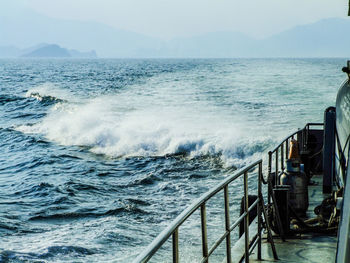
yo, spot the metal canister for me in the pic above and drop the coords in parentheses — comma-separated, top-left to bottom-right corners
(280, 168, 309, 216)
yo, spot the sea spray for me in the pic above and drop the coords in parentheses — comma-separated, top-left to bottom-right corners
(18, 92, 271, 166)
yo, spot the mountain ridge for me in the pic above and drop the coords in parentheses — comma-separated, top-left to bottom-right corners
(0, 43, 97, 58)
(0, 7, 349, 58)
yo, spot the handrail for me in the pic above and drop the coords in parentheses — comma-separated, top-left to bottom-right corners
(269, 123, 323, 155)
(133, 123, 326, 263)
(267, 122, 324, 192)
(133, 160, 263, 263)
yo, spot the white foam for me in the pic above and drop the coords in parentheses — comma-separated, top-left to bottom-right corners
(25, 83, 74, 102)
(18, 90, 273, 167)
(17, 77, 277, 167)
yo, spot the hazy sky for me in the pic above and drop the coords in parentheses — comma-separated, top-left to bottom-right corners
(5, 0, 350, 39)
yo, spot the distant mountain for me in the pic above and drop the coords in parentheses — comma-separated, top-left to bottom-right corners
(0, 7, 161, 58)
(21, 44, 71, 57)
(163, 18, 350, 58)
(21, 43, 51, 55)
(0, 4, 349, 58)
(160, 31, 255, 58)
(259, 18, 350, 57)
(0, 43, 97, 58)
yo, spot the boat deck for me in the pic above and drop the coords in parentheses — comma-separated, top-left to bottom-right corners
(253, 174, 337, 262)
(230, 174, 337, 263)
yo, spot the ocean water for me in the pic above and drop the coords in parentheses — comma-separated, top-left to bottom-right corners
(0, 58, 345, 262)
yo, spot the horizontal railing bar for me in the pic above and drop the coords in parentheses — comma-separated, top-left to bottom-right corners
(238, 234, 259, 263)
(133, 159, 262, 263)
(229, 198, 259, 233)
(249, 234, 259, 254)
(270, 131, 298, 154)
(230, 212, 246, 232)
(207, 231, 230, 259)
(247, 199, 259, 214)
(200, 256, 209, 263)
(270, 123, 323, 154)
(205, 215, 262, 263)
(306, 122, 324, 126)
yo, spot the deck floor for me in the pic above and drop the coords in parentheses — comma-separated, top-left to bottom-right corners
(250, 174, 337, 262)
(251, 234, 337, 262)
(250, 175, 337, 263)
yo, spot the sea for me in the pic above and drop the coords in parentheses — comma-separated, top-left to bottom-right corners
(0, 58, 346, 262)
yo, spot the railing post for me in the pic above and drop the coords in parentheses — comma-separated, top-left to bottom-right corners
(306, 124, 309, 150)
(201, 203, 209, 263)
(302, 127, 306, 151)
(268, 151, 272, 204)
(244, 171, 249, 263)
(224, 186, 232, 263)
(281, 143, 284, 171)
(257, 162, 262, 260)
(172, 228, 179, 263)
(275, 148, 279, 186)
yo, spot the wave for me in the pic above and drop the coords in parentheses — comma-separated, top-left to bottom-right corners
(130, 172, 160, 186)
(40, 246, 95, 258)
(0, 246, 95, 261)
(26, 91, 65, 104)
(0, 95, 24, 105)
(29, 206, 148, 221)
(25, 83, 72, 104)
(17, 92, 273, 166)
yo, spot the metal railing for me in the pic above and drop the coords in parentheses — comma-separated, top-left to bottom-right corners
(267, 123, 324, 189)
(134, 123, 325, 263)
(133, 160, 268, 263)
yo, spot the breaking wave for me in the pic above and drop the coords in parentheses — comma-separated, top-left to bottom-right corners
(17, 92, 272, 166)
(25, 83, 73, 104)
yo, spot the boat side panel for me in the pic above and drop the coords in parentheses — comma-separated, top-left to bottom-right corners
(335, 80, 350, 263)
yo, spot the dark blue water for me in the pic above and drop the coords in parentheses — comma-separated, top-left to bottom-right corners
(0, 58, 345, 262)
